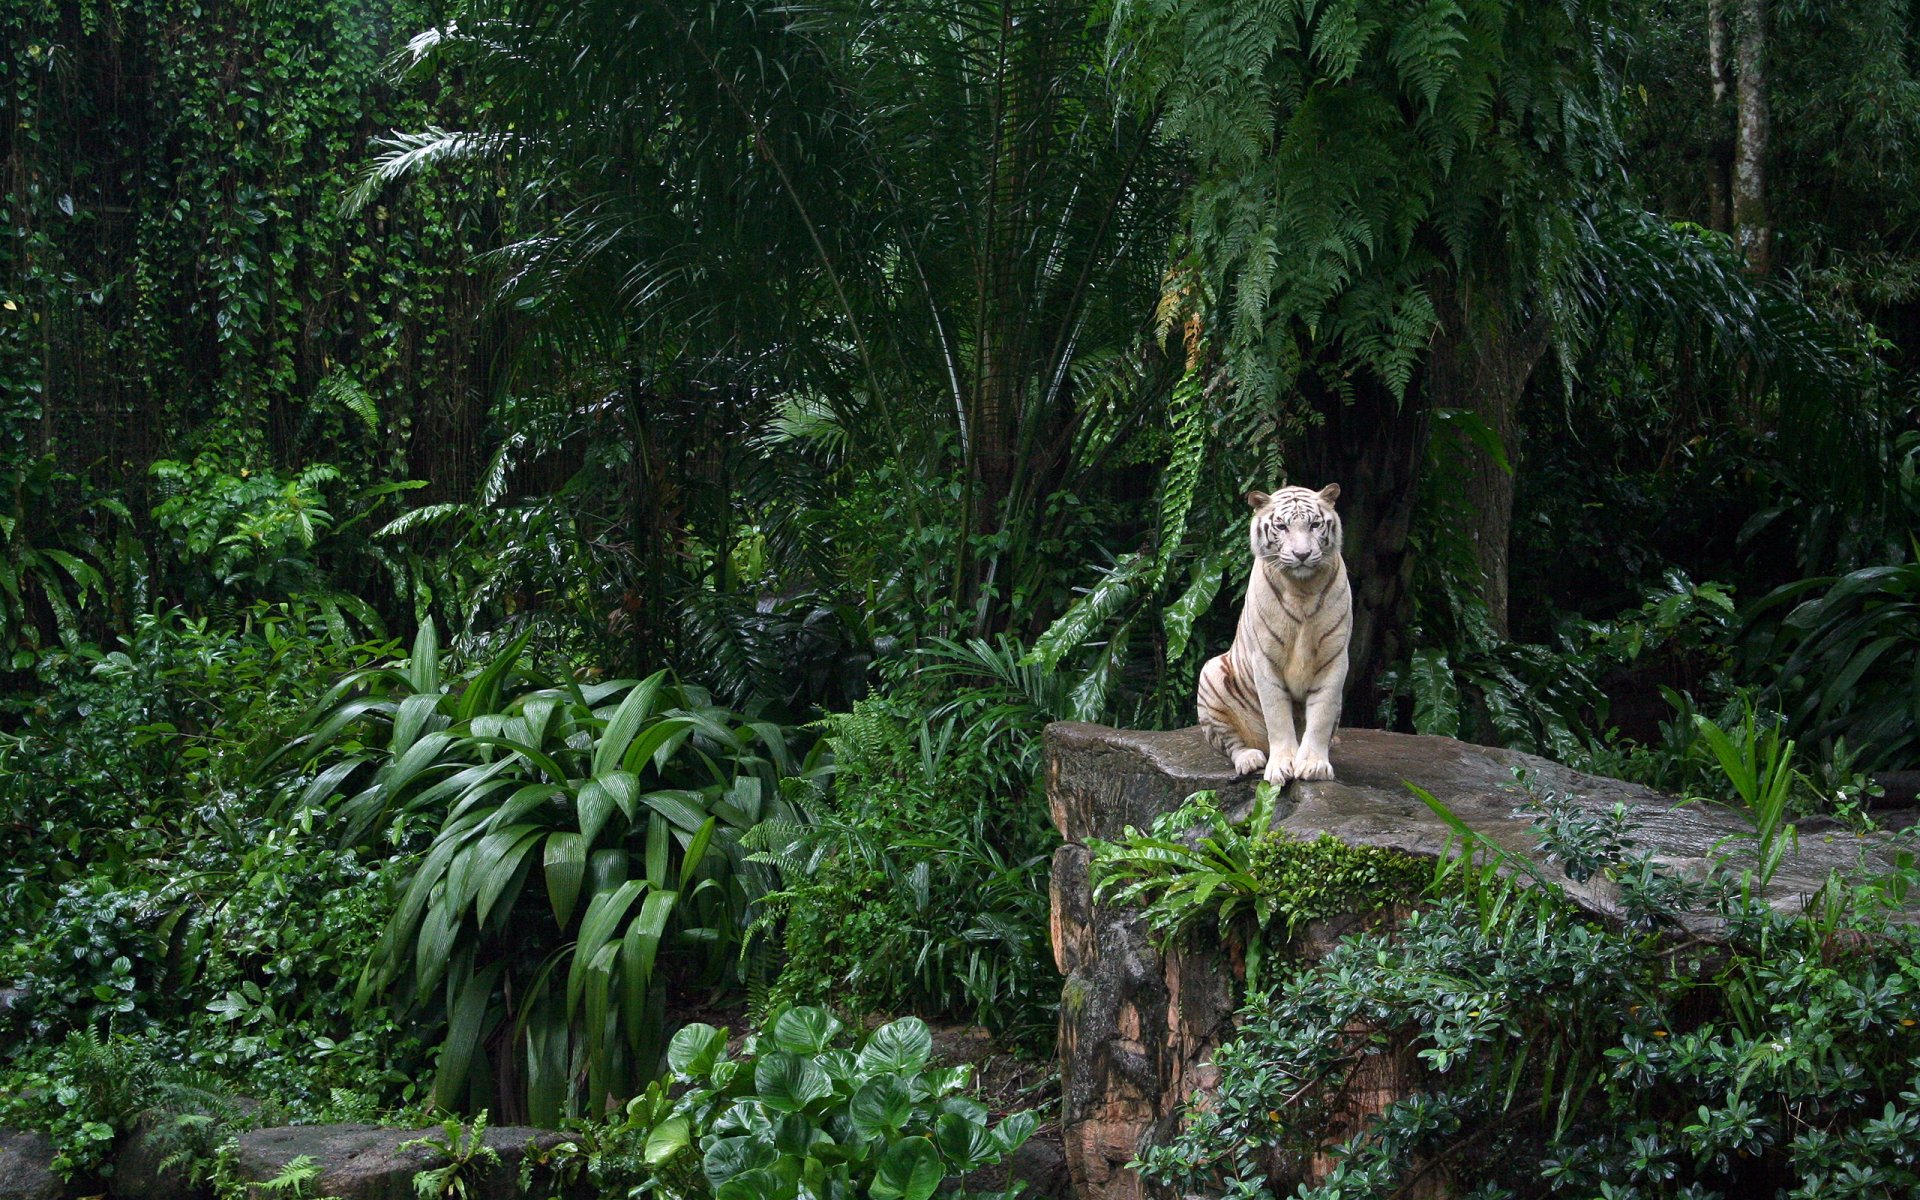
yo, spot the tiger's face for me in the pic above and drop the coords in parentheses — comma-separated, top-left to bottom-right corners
(1247, 484, 1343, 577)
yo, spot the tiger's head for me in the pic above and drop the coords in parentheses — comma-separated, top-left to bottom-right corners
(1247, 484, 1342, 578)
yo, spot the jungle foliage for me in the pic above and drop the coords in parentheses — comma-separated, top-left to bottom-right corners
(2, 0, 1920, 1191)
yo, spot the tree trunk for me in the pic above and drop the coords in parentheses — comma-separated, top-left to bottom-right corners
(1425, 297, 1550, 639)
(1733, 0, 1771, 274)
(1294, 376, 1430, 726)
(1706, 0, 1733, 232)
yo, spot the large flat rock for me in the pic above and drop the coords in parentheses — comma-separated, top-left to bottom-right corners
(1046, 722, 1916, 1199)
(1049, 722, 1906, 931)
(231, 1125, 565, 1200)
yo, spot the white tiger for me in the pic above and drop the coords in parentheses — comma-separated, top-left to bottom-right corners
(1196, 484, 1352, 784)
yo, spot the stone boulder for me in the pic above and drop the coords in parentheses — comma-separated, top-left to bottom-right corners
(1047, 722, 1914, 1200)
(0, 1130, 63, 1200)
(230, 1124, 567, 1200)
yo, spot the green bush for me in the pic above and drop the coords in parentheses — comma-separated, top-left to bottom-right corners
(1138, 787, 1920, 1199)
(0, 1030, 243, 1182)
(749, 686, 1055, 1049)
(566, 1008, 1034, 1200)
(1090, 784, 1431, 988)
(0, 604, 393, 920)
(1748, 556, 1920, 771)
(268, 623, 813, 1121)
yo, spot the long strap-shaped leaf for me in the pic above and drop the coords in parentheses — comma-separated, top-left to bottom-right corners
(595, 670, 671, 777)
(433, 958, 503, 1110)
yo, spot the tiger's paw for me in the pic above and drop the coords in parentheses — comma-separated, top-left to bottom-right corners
(1291, 748, 1335, 781)
(1262, 754, 1296, 786)
(1231, 748, 1268, 776)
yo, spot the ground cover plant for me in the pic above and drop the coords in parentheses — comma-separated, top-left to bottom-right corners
(1130, 782, 1920, 1198)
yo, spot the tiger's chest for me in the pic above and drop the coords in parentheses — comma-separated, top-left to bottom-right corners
(1244, 564, 1347, 685)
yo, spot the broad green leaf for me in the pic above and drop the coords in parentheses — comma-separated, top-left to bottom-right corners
(642, 1116, 690, 1166)
(486, 782, 565, 832)
(543, 832, 587, 927)
(869, 1136, 943, 1200)
(595, 671, 669, 777)
(989, 1110, 1037, 1155)
(770, 1006, 843, 1056)
(754, 1049, 832, 1113)
(456, 629, 532, 721)
(476, 826, 543, 924)
(858, 1016, 932, 1075)
(715, 1167, 791, 1200)
(642, 789, 714, 833)
(431, 960, 501, 1109)
(408, 619, 440, 694)
(847, 1074, 913, 1137)
(933, 1111, 996, 1169)
(566, 880, 645, 1016)
(645, 813, 670, 887)
(621, 890, 677, 1053)
(667, 1022, 727, 1079)
(703, 1134, 778, 1187)
(679, 817, 718, 891)
(623, 717, 695, 775)
(463, 734, 569, 786)
(1163, 543, 1235, 662)
(391, 691, 445, 756)
(577, 776, 620, 846)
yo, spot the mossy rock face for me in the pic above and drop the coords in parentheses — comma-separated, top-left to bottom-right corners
(1046, 722, 1916, 1200)
(1244, 830, 1429, 938)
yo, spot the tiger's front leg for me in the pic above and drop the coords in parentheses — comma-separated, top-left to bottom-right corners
(1256, 668, 1298, 786)
(1291, 672, 1345, 781)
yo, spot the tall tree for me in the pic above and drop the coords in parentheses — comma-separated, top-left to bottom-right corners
(360, 0, 1181, 645)
(1104, 0, 1614, 700)
(1733, 0, 1771, 273)
(1706, 0, 1732, 231)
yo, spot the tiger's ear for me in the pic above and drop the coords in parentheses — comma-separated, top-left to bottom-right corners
(1245, 490, 1271, 510)
(1317, 483, 1341, 506)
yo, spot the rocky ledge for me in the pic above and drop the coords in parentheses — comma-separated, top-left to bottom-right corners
(1047, 722, 1913, 1200)
(0, 1123, 567, 1200)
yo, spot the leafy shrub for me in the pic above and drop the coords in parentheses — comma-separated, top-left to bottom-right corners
(1, 831, 427, 1124)
(0, 879, 172, 1038)
(1383, 570, 1740, 765)
(148, 456, 421, 630)
(0, 606, 394, 917)
(0, 1029, 241, 1182)
(749, 684, 1056, 1049)
(1748, 555, 1920, 770)
(1090, 784, 1430, 988)
(1138, 784, 1920, 1199)
(267, 624, 811, 1121)
(0, 456, 114, 660)
(570, 1008, 1035, 1200)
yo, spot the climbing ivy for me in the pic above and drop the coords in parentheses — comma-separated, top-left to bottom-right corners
(0, 0, 505, 516)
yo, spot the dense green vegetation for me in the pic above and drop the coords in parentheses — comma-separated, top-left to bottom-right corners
(4, 0, 1920, 1194)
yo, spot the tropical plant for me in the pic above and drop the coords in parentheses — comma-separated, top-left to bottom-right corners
(352, 0, 1184, 639)
(264, 624, 814, 1121)
(402, 1114, 502, 1200)
(1745, 554, 1920, 771)
(746, 686, 1056, 1047)
(1089, 785, 1428, 990)
(1139, 792, 1920, 1200)
(0, 457, 113, 661)
(599, 1009, 1036, 1200)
